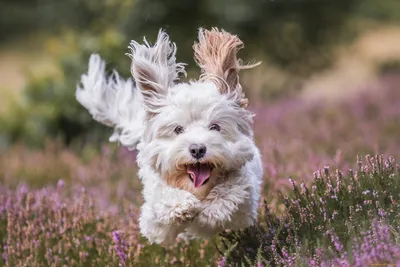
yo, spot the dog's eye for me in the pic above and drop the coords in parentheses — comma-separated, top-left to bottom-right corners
(174, 126, 184, 134)
(209, 124, 221, 132)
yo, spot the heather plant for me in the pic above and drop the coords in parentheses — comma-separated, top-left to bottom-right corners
(219, 155, 400, 266)
(1, 154, 398, 266)
(0, 182, 219, 267)
(0, 182, 137, 266)
(305, 221, 400, 267)
(0, 142, 144, 210)
(257, 73, 400, 196)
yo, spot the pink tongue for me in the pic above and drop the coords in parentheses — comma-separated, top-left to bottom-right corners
(187, 163, 211, 188)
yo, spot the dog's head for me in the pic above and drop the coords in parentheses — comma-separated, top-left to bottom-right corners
(130, 28, 259, 199)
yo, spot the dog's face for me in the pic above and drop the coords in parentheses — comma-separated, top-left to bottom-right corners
(142, 81, 255, 199)
(129, 28, 259, 199)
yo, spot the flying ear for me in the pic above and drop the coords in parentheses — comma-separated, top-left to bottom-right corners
(193, 28, 260, 108)
(127, 30, 186, 110)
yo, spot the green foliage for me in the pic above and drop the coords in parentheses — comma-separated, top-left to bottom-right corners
(0, 0, 134, 148)
(0, 0, 132, 41)
(355, 0, 400, 22)
(0, 30, 131, 148)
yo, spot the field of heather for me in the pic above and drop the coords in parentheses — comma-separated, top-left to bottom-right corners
(1, 72, 399, 266)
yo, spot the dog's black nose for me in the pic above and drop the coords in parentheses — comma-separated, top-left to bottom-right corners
(189, 144, 207, 159)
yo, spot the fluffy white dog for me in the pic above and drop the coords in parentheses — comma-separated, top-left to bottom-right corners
(76, 28, 263, 246)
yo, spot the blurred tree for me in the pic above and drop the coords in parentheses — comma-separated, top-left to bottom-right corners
(0, 0, 121, 40)
(355, 0, 400, 22)
(1, 0, 360, 73)
(0, 30, 129, 148)
(123, 0, 357, 74)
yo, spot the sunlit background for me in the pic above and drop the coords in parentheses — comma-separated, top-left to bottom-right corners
(0, 0, 400, 266)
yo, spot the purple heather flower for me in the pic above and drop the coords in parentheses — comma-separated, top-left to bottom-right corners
(362, 190, 370, 195)
(300, 183, 307, 194)
(2, 246, 8, 265)
(170, 257, 178, 264)
(281, 247, 297, 266)
(17, 183, 29, 196)
(347, 185, 353, 192)
(363, 200, 371, 206)
(312, 185, 317, 192)
(217, 257, 227, 267)
(377, 209, 386, 217)
(282, 247, 289, 259)
(289, 178, 296, 190)
(326, 230, 344, 252)
(312, 222, 399, 266)
(112, 230, 127, 266)
(319, 198, 327, 221)
(335, 170, 343, 191)
(389, 195, 396, 205)
(57, 179, 65, 189)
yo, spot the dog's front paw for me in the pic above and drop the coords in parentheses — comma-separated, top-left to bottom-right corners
(171, 205, 195, 224)
(170, 197, 199, 224)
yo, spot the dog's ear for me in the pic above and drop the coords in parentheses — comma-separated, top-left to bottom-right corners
(128, 30, 186, 110)
(193, 28, 260, 108)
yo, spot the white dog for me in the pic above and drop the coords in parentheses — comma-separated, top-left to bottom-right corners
(76, 28, 263, 246)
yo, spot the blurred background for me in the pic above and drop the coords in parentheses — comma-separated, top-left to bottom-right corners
(0, 0, 400, 194)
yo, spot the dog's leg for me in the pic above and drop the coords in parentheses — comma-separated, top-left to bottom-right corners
(194, 174, 257, 232)
(140, 181, 200, 245)
(139, 201, 188, 246)
(149, 182, 200, 224)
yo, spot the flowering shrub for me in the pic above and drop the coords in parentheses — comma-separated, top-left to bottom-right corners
(255, 74, 400, 198)
(219, 155, 400, 266)
(0, 182, 218, 266)
(307, 221, 400, 267)
(0, 182, 137, 266)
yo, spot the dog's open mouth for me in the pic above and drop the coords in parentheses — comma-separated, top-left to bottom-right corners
(186, 163, 213, 188)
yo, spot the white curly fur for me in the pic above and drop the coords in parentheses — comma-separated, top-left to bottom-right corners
(76, 28, 263, 246)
